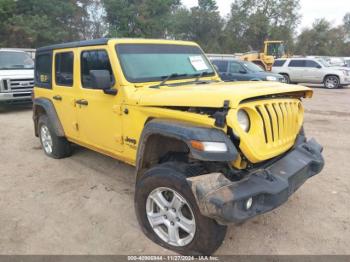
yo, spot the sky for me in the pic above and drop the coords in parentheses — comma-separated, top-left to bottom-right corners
(182, 0, 349, 32)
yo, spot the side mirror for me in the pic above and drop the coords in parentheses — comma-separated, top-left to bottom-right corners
(239, 70, 247, 74)
(316, 65, 322, 69)
(89, 70, 118, 95)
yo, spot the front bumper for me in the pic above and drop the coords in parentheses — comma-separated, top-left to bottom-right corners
(339, 74, 350, 85)
(187, 138, 324, 225)
(0, 92, 32, 103)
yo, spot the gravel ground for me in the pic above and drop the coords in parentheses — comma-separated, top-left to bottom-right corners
(0, 86, 349, 255)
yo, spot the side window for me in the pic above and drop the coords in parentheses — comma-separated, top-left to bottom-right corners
(305, 60, 320, 68)
(55, 52, 74, 86)
(273, 60, 286, 67)
(229, 62, 244, 74)
(288, 60, 305, 67)
(212, 60, 228, 73)
(35, 53, 52, 88)
(81, 50, 113, 89)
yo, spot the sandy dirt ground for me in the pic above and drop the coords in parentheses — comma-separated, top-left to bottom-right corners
(0, 86, 349, 255)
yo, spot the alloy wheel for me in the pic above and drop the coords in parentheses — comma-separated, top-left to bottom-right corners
(40, 125, 53, 154)
(146, 187, 196, 247)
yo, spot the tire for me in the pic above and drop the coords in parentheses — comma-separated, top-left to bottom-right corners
(281, 74, 290, 84)
(38, 115, 72, 159)
(135, 162, 227, 255)
(324, 75, 340, 89)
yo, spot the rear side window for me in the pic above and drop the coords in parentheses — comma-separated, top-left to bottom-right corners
(35, 53, 52, 88)
(288, 60, 305, 67)
(211, 60, 228, 73)
(81, 50, 113, 89)
(273, 60, 286, 67)
(55, 52, 74, 86)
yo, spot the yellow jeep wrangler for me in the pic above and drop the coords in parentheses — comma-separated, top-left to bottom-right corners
(32, 38, 324, 255)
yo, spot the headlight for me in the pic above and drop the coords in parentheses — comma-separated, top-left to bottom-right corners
(237, 109, 250, 132)
(266, 76, 277, 81)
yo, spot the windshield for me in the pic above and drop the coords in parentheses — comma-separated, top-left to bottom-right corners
(242, 61, 265, 72)
(116, 44, 215, 83)
(317, 59, 331, 67)
(0, 51, 34, 70)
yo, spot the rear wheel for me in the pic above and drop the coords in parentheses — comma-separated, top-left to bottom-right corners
(324, 75, 340, 89)
(135, 162, 227, 255)
(281, 74, 290, 84)
(38, 115, 72, 159)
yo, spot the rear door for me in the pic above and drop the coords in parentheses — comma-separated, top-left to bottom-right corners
(211, 60, 229, 80)
(51, 49, 79, 140)
(287, 60, 306, 82)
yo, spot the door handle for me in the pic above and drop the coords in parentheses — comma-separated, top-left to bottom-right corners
(75, 99, 89, 106)
(53, 95, 62, 101)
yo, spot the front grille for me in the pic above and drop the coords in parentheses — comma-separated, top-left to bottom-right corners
(8, 78, 34, 92)
(231, 98, 303, 163)
(255, 101, 301, 145)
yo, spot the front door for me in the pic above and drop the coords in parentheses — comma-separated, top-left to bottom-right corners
(303, 60, 324, 83)
(228, 61, 251, 81)
(76, 48, 123, 154)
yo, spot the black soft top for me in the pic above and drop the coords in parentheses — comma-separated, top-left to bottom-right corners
(36, 38, 110, 52)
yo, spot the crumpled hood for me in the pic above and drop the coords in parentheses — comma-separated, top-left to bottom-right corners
(137, 81, 312, 109)
(0, 69, 34, 78)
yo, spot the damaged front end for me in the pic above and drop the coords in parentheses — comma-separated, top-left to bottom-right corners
(186, 138, 325, 225)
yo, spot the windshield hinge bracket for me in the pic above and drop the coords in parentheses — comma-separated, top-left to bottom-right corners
(213, 100, 230, 128)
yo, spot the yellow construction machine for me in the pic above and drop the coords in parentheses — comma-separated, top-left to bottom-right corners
(241, 40, 287, 71)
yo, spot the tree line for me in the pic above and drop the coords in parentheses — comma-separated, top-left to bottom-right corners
(0, 0, 349, 56)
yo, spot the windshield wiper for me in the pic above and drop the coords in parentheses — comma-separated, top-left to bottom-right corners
(193, 71, 214, 83)
(150, 73, 188, 88)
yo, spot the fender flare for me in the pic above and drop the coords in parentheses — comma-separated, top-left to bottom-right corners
(136, 119, 238, 175)
(33, 98, 65, 137)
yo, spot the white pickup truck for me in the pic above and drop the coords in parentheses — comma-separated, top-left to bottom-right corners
(0, 49, 35, 105)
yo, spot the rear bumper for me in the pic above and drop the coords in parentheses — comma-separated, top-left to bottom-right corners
(187, 138, 324, 225)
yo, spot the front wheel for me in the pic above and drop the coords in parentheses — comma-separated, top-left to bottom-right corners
(324, 75, 340, 89)
(134, 163, 227, 255)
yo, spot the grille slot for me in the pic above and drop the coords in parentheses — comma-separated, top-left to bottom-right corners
(3, 79, 9, 90)
(256, 101, 301, 146)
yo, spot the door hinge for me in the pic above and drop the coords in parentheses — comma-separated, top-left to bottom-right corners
(112, 105, 123, 115)
(73, 122, 79, 131)
(115, 135, 124, 145)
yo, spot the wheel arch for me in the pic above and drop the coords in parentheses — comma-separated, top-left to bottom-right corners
(135, 119, 238, 181)
(33, 98, 65, 137)
(323, 74, 340, 83)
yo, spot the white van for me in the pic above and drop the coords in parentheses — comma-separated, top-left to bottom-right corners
(0, 49, 34, 104)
